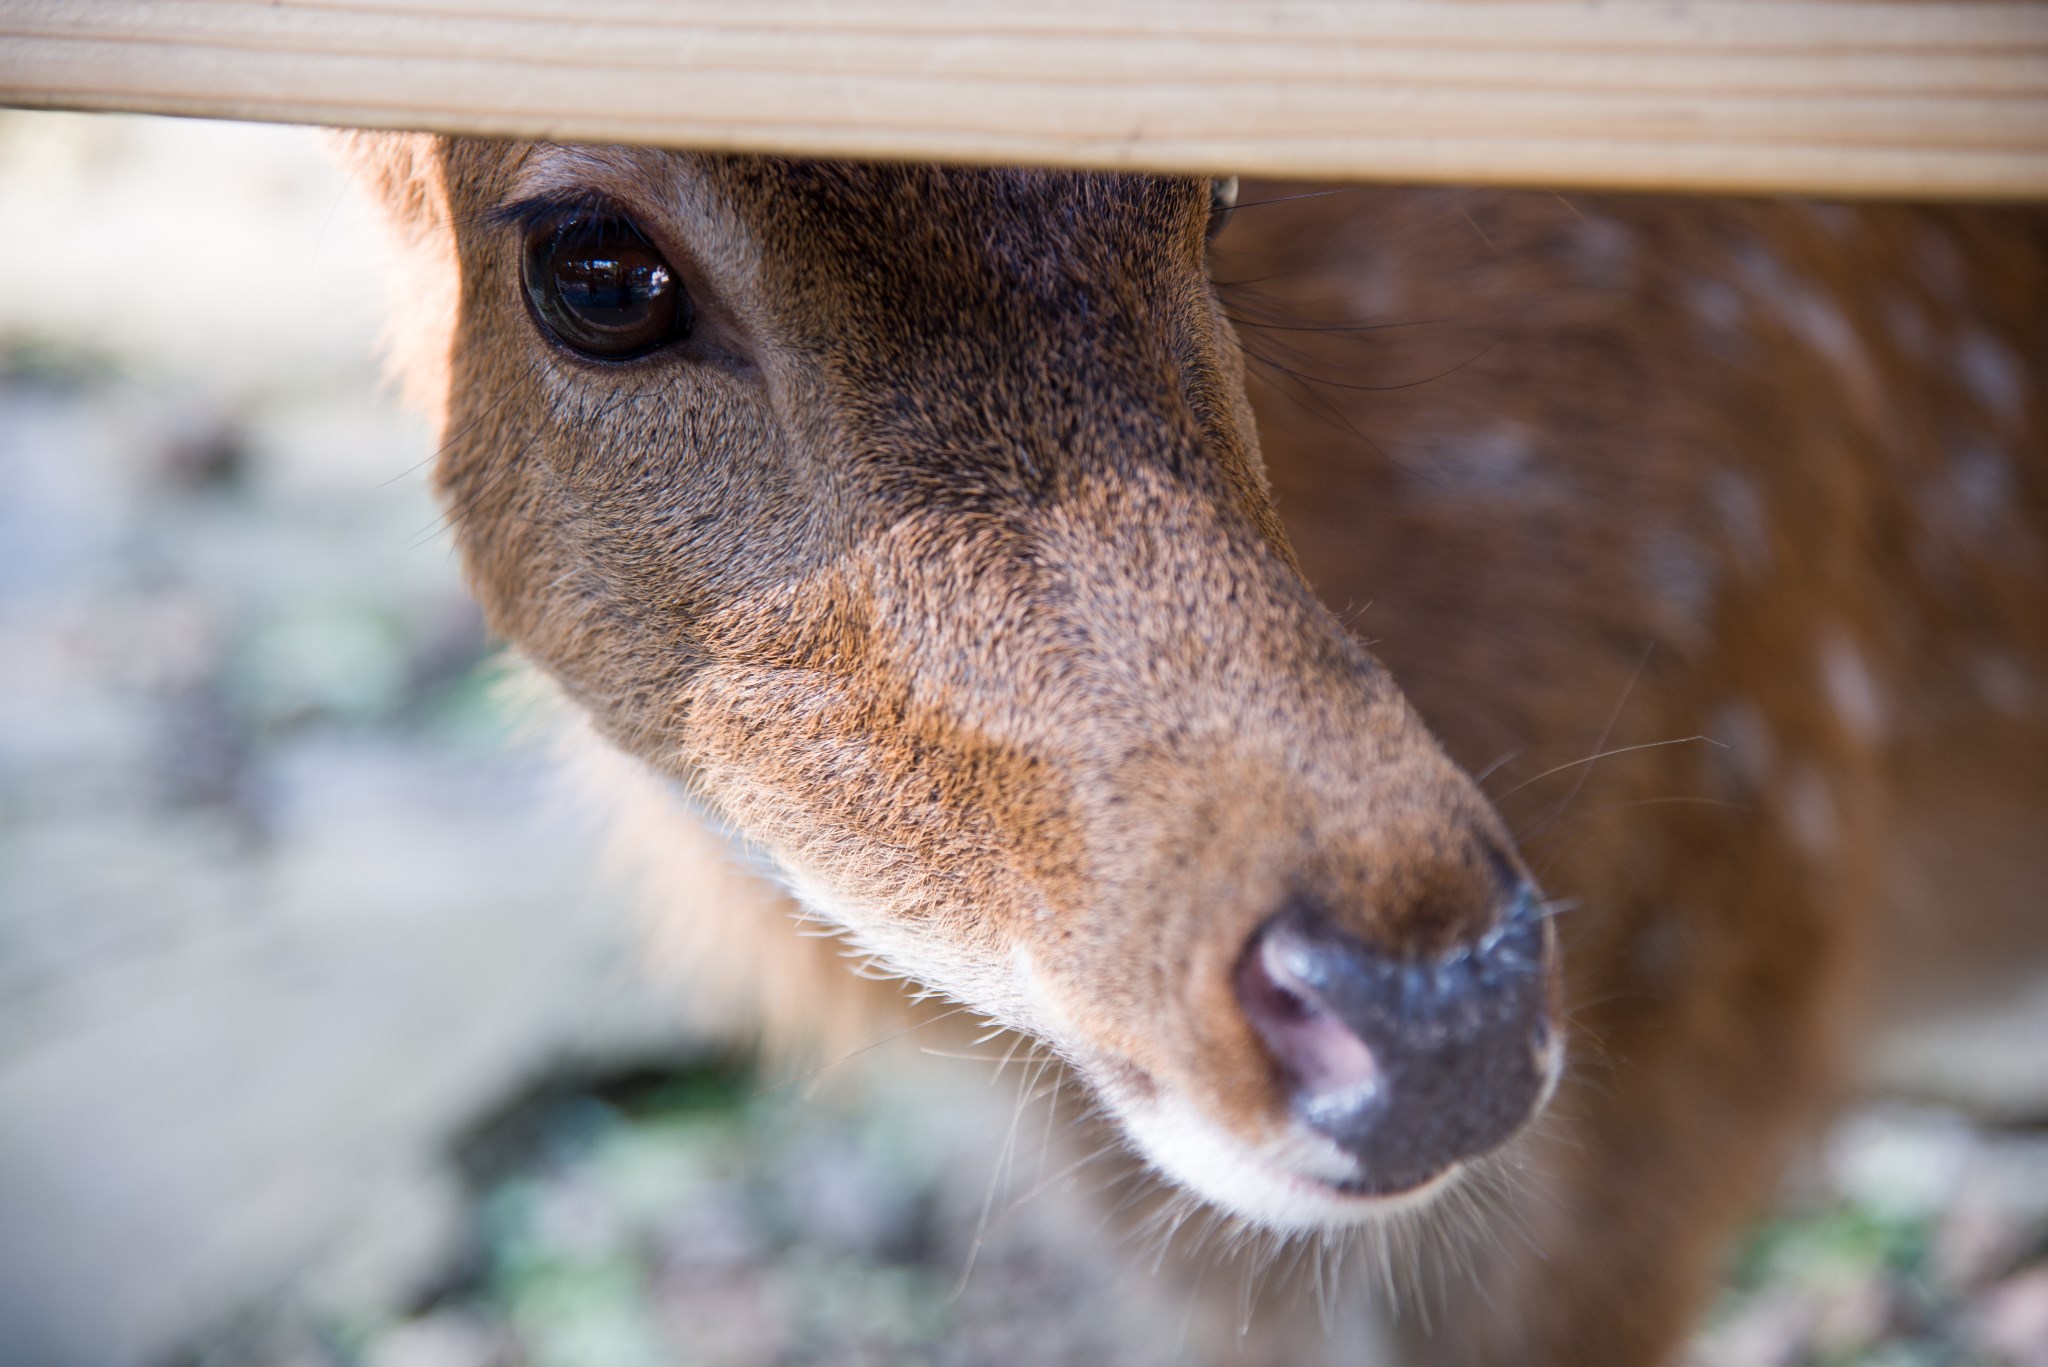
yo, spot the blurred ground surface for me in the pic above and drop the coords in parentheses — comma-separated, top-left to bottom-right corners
(0, 110, 696, 1367)
(0, 112, 2043, 1367)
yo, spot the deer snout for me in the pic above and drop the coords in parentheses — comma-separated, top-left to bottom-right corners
(1236, 886, 1556, 1196)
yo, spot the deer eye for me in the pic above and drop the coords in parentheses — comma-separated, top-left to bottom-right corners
(521, 211, 691, 360)
(1207, 176, 1239, 244)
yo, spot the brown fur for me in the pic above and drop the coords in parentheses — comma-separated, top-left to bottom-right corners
(343, 132, 2048, 1365)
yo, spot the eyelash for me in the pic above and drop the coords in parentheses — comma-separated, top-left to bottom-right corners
(487, 192, 620, 237)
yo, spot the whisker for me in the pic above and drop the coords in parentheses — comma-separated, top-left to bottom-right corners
(1491, 734, 1726, 801)
(749, 1003, 969, 1098)
(1223, 311, 1446, 337)
(1239, 337, 1501, 394)
(1457, 198, 1500, 254)
(1517, 641, 1654, 845)
(1474, 748, 1525, 785)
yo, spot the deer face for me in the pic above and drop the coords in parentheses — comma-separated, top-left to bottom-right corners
(354, 135, 1561, 1231)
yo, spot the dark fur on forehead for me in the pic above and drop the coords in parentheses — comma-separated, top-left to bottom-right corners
(706, 159, 1219, 387)
(666, 157, 1246, 510)
(712, 158, 1211, 273)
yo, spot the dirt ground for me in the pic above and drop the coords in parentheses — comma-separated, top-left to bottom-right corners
(1, 112, 2043, 1367)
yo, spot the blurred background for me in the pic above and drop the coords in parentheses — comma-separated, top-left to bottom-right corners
(0, 111, 2044, 1367)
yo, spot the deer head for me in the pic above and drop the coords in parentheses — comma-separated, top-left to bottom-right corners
(347, 134, 1561, 1231)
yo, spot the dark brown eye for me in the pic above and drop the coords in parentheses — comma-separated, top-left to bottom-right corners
(522, 211, 691, 360)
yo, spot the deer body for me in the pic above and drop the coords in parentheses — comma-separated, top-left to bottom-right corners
(1227, 184, 2048, 1360)
(349, 134, 2047, 1365)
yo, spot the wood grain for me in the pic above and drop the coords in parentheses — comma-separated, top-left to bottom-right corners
(3, 0, 2046, 198)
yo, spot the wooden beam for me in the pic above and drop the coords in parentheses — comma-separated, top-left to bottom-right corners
(3, 0, 2046, 199)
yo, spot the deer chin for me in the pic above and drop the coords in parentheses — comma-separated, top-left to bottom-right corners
(1106, 1083, 1465, 1233)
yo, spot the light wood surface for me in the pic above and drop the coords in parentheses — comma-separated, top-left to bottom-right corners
(3, 0, 2046, 199)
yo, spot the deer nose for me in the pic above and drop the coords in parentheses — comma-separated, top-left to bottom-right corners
(1234, 887, 1555, 1195)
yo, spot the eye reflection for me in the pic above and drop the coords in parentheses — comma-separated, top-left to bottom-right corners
(521, 211, 691, 360)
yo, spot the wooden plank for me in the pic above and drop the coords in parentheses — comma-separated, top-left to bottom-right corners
(2, 0, 2046, 199)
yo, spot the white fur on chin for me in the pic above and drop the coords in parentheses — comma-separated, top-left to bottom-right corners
(1110, 1084, 1458, 1234)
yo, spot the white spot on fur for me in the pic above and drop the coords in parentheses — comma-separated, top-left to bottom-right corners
(1971, 652, 2033, 715)
(1802, 203, 1858, 238)
(1569, 215, 1635, 289)
(1347, 261, 1406, 320)
(1411, 421, 1543, 495)
(1956, 330, 2026, 425)
(1916, 226, 1967, 304)
(1641, 527, 1717, 633)
(1786, 295, 1876, 410)
(1710, 700, 1775, 790)
(1685, 277, 1747, 344)
(1712, 471, 1771, 574)
(1628, 917, 1689, 986)
(1882, 294, 1932, 361)
(1821, 631, 1886, 743)
(1783, 767, 1840, 856)
(1939, 439, 2015, 538)
(1736, 247, 1880, 422)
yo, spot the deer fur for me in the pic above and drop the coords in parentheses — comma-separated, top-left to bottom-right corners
(343, 131, 2048, 1365)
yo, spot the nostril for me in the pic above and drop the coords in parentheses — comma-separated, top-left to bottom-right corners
(1237, 939, 1313, 1025)
(1236, 926, 1381, 1114)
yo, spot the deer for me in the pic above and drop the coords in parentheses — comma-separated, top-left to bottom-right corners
(340, 131, 2048, 1365)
